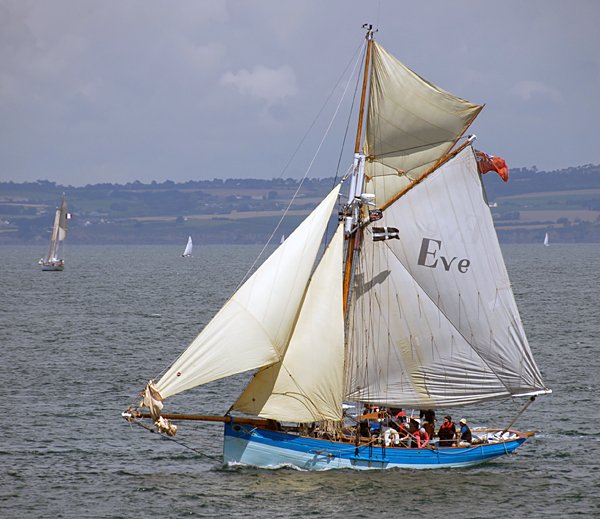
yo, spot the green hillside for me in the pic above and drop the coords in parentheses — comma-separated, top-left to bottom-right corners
(1, 163, 599, 244)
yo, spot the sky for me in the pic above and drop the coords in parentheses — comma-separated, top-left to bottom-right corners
(1, 0, 599, 186)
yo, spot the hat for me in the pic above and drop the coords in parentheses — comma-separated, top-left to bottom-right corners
(459, 418, 467, 425)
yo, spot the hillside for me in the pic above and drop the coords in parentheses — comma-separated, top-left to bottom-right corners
(1, 163, 599, 245)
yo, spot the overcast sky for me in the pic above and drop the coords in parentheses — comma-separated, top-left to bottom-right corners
(1, 0, 599, 186)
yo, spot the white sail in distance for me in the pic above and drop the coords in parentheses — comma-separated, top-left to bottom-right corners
(156, 185, 341, 399)
(182, 236, 193, 256)
(45, 195, 68, 262)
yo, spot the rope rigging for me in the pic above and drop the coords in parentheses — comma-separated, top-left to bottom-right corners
(126, 415, 222, 462)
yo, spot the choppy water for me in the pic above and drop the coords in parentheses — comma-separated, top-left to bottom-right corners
(1, 244, 599, 518)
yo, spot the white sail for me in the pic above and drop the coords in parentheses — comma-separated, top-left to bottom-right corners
(156, 185, 341, 399)
(346, 147, 547, 408)
(365, 42, 483, 206)
(47, 208, 62, 261)
(182, 236, 193, 256)
(544, 233, 549, 246)
(234, 224, 345, 423)
(44, 194, 68, 263)
(57, 196, 68, 241)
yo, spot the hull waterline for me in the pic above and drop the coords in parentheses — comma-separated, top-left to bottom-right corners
(41, 262, 64, 271)
(223, 422, 528, 470)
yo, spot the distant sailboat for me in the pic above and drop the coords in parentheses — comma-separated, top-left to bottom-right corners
(182, 236, 193, 257)
(40, 194, 69, 271)
(123, 26, 550, 470)
(544, 232, 549, 246)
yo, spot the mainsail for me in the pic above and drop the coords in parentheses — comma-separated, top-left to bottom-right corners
(345, 147, 547, 408)
(182, 236, 193, 256)
(44, 194, 68, 263)
(155, 185, 341, 400)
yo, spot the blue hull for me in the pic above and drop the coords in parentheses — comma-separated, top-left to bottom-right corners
(223, 422, 528, 470)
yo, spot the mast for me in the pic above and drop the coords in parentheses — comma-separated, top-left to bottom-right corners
(342, 24, 373, 316)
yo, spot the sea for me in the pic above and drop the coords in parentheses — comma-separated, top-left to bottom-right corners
(1, 243, 599, 518)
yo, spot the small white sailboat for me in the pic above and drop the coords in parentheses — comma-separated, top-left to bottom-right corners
(544, 232, 549, 246)
(40, 194, 69, 271)
(182, 236, 193, 257)
(124, 26, 550, 470)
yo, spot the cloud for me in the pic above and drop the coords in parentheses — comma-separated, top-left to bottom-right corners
(220, 65, 298, 106)
(510, 80, 562, 102)
(1, 0, 599, 184)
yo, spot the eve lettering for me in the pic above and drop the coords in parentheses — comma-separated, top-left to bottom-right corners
(417, 238, 470, 273)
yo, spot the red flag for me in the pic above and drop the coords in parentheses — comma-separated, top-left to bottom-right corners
(475, 150, 509, 182)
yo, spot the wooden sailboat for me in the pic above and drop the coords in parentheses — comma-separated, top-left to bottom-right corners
(123, 27, 550, 470)
(40, 194, 69, 271)
(182, 236, 193, 257)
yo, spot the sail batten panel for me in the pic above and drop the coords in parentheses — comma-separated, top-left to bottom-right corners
(234, 225, 345, 423)
(157, 185, 341, 400)
(365, 42, 482, 205)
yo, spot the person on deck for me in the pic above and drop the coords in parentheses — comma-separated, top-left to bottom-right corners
(413, 425, 429, 449)
(368, 406, 382, 437)
(458, 418, 472, 446)
(409, 418, 428, 448)
(397, 420, 410, 447)
(391, 408, 407, 424)
(422, 409, 436, 439)
(408, 417, 419, 434)
(437, 415, 457, 447)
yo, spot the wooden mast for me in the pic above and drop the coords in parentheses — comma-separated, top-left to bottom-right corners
(342, 26, 373, 316)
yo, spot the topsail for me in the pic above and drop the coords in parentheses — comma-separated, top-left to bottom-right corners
(365, 42, 483, 206)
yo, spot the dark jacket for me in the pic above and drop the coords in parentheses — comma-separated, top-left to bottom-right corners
(438, 421, 456, 445)
(460, 424, 472, 443)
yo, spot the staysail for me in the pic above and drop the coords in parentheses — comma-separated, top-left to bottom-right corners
(364, 42, 483, 206)
(234, 224, 345, 423)
(345, 147, 548, 408)
(156, 185, 341, 399)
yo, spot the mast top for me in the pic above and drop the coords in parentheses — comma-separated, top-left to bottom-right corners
(362, 23, 376, 40)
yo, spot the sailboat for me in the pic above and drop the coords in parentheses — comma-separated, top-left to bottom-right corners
(182, 236, 193, 257)
(123, 27, 550, 470)
(544, 232, 549, 246)
(40, 194, 69, 271)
